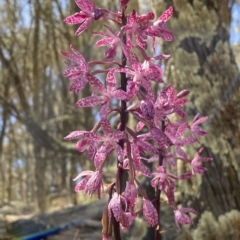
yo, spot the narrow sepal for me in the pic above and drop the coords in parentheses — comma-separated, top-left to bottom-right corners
(76, 95, 103, 107)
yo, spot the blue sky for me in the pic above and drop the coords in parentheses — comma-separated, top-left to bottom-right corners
(230, 3, 240, 44)
(19, 0, 240, 45)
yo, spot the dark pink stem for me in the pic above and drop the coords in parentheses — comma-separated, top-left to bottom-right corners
(155, 121, 165, 240)
(113, 7, 127, 240)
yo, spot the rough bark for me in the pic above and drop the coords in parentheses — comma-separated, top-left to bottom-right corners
(151, 0, 240, 239)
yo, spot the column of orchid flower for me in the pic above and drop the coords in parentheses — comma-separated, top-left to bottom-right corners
(62, 1, 212, 240)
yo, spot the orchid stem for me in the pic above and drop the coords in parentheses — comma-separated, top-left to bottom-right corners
(155, 120, 165, 240)
(113, 7, 128, 240)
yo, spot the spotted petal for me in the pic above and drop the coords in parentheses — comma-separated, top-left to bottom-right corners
(99, 101, 109, 120)
(75, 17, 92, 36)
(108, 193, 122, 222)
(151, 127, 173, 149)
(69, 74, 88, 94)
(61, 47, 86, 65)
(94, 145, 113, 169)
(101, 119, 112, 136)
(75, 175, 91, 192)
(137, 139, 159, 155)
(64, 130, 86, 140)
(106, 69, 116, 92)
(158, 6, 173, 22)
(142, 198, 158, 227)
(174, 207, 197, 229)
(85, 170, 102, 197)
(87, 73, 106, 94)
(64, 12, 87, 24)
(113, 90, 129, 101)
(96, 37, 114, 47)
(83, 132, 104, 141)
(75, 0, 94, 13)
(76, 95, 103, 107)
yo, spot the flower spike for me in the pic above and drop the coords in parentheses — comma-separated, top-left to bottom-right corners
(62, 2, 211, 237)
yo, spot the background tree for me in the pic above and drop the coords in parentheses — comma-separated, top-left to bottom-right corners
(0, 0, 102, 212)
(0, 0, 142, 213)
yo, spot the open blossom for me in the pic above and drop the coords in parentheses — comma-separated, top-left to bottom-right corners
(166, 122, 196, 158)
(151, 165, 178, 204)
(132, 84, 190, 132)
(174, 207, 198, 229)
(74, 170, 103, 199)
(141, 52, 171, 83)
(108, 52, 160, 101)
(76, 71, 129, 119)
(125, 10, 154, 50)
(145, 6, 173, 51)
(151, 165, 178, 191)
(64, 0, 104, 36)
(128, 140, 154, 177)
(155, 85, 188, 119)
(64, 130, 98, 159)
(123, 7, 173, 51)
(65, 120, 126, 168)
(190, 114, 208, 137)
(94, 120, 126, 168)
(61, 45, 89, 94)
(94, 25, 128, 59)
(191, 148, 213, 175)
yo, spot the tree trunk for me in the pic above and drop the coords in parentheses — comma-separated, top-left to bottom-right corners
(34, 146, 47, 212)
(151, 0, 240, 239)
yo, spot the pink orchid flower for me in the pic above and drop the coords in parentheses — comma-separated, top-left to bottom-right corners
(191, 148, 213, 175)
(166, 122, 196, 159)
(94, 25, 128, 59)
(61, 45, 89, 94)
(155, 85, 189, 120)
(74, 170, 103, 198)
(64, 120, 125, 166)
(174, 207, 198, 229)
(145, 6, 173, 50)
(64, 0, 104, 36)
(125, 10, 155, 50)
(151, 165, 178, 191)
(190, 114, 208, 137)
(93, 120, 126, 168)
(76, 71, 128, 119)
